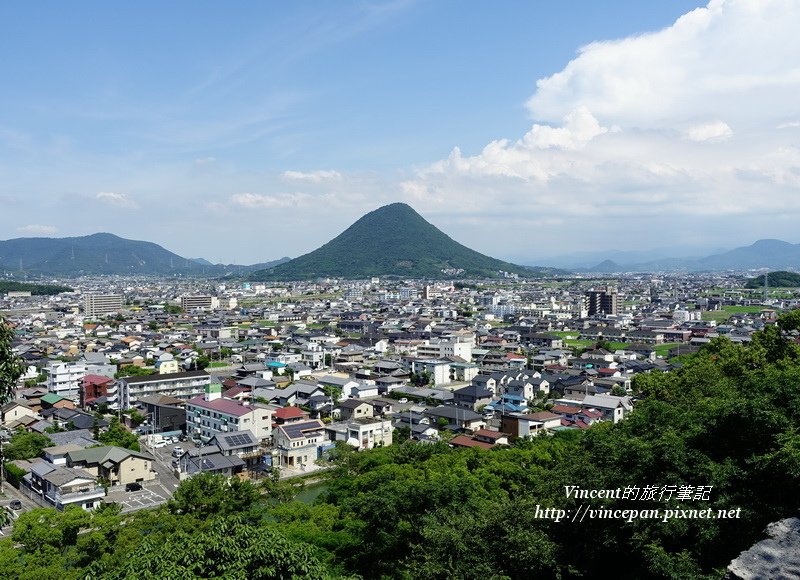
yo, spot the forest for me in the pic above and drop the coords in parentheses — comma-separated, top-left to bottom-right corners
(1, 314, 799, 579)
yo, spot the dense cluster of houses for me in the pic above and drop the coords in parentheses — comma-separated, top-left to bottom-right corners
(2, 273, 792, 510)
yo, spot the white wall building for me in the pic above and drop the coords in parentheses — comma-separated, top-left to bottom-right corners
(45, 361, 87, 402)
(185, 380, 275, 443)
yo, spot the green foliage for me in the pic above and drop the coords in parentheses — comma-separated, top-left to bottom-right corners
(107, 513, 329, 579)
(3, 463, 26, 487)
(97, 417, 140, 451)
(250, 202, 540, 281)
(114, 365, 152, 379)
(167, 473, 262, 520)
(4, 431, 53, 460)
(128, 410, 145, 427)
(778, 308, 800, 333)
(0, 281, 73, 295)
(0, 316, 25, 405)
(744, 271, 800, 288)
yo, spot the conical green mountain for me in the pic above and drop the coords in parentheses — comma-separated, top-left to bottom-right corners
(250, 202, 540, 280)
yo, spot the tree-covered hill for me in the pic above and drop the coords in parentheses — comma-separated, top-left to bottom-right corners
(0, 233, 288, 277)
(1, 311, 799, 578)
(250, 202, 557, 280)
(745, 270, 800, 288)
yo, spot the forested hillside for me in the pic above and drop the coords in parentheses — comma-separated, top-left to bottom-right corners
(1, 313, 800, 578)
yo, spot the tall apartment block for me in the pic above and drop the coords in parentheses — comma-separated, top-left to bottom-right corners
(83, 294, 123, 317)
(585, 286, 619, 316)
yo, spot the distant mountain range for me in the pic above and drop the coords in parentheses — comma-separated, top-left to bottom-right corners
(0, 232, 288, 277)
(538, 239, 800, 273)
(3, 226, 794, 279)
(250, 202, 560, 281)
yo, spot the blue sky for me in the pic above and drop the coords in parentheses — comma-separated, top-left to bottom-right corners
(3, 0, 799, 265)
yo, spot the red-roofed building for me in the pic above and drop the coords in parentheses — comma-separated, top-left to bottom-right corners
(185, 383, 276, 443)
(273, 406, 310, 426)
(450, 434, 494, 450)
(80, 374, 118, 409)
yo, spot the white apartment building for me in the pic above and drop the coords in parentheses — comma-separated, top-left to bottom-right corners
(185, 380, 275, 443)
(45, 361, 87, 402)
(119, 370, 210, 409)
(325, 417, 393, 450)
(180, 296, 218, 311)
(416, 337, 473, 361)
(83, 294, 123, 318)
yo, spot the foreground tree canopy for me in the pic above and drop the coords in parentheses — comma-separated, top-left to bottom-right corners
(0, 314, 799, 578)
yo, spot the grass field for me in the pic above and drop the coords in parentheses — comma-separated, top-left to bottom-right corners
(701, 305, 767, 323)
(654, 342, 685, 357)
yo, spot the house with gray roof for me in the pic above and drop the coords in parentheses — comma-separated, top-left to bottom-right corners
(273, 420, 326, 468)
(27, 460, 105, 511)
(66, 446, 156, 487)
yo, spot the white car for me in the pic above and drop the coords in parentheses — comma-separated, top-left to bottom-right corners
(398, 398, 408, 404)
(152, 440, 167, 449)
(172, 446, 184, 457)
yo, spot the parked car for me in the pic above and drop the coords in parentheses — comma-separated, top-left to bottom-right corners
(152, 440, 167, 449)
(9, 500, 22, 510)
(398, 398, 408, 404)
(125, 482, 142, 492)
(172, 446, 184, 457)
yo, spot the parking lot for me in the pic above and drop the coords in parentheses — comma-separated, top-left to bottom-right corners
(106, 486, 167, 513)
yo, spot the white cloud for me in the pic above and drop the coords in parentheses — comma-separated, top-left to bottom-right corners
(96, 191, 139, 208)
(17, 224, 57, 236)
(281, 170, 342, 183)
(231, 192, 311, 208)
(402, 0, 800, 250)
(684, 121, 733, 142)
(194, 157, 216, 166)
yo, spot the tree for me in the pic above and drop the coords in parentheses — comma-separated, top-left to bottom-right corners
(98, 417, 140, 451)
(107, 514, 329, 579)
(167, 473, 262, 519)
(114, 365, 152, 379)
(4, 431, 53, 460)
(0, 316, 24, 406)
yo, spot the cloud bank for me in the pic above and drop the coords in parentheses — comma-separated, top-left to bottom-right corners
(398, 0, 800, 255)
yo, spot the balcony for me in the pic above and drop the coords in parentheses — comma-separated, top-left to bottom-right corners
(51, 487, 106, 505)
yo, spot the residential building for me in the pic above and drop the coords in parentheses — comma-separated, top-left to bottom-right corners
(66, 446, 156, 487)
(273, 419, 326, 468)
(584, 287, 618, 316)
(80, 374, 119, 409)
(83, 294, 123, 317)
(326, 417, 393, 450)
(28, 461, 105, 511)
(45, 361, 87, 403)
(180, 295, 219, 311)
(137, 394, 186, 434)
(185, 379, 275, 443)
(119, 370, 210, 409)
(501, 412, 562, 438)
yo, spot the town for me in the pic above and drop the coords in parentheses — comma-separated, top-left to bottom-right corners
(0, 271, 790, 516)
